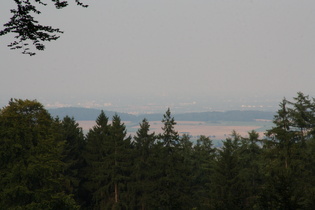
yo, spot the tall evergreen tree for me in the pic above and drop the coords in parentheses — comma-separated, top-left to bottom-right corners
(82, 112, 133, 209)
(132, 118, 156, 210)
(305, 135, 315, 207)
(192, 135, 215, 209)
(159, 108, 179, 148)
(211, 131, 244, 210)
(287, 92, 315, 144)
(176, 134, 195, 209)
(260, 95, 313, 209)
(60, 116, 85, 205)
(109, 114, 132, 209)
(82, 110, 111, 209)
(237, 130, 263, 209)
(155, 108, 187, 209)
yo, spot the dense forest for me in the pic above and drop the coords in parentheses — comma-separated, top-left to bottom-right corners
(1, 92, 315, 209)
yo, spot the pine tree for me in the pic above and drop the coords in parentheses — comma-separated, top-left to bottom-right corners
(82, 110, 111, 209)
(109, 114, 132, 209)
(287, 92, 315, 144)
(159, 108, 179, 149)
(305, 136, 315, 207)
(176, 134, 195, 209)
(237, 130, 263, 209)
(60, 116, 85, 205)
(211, 131, 244, 210)
(192, 135, 215, 209)
(155, 108, 186, 209)
(260, 95, 314, 209)
(132, 118, 156, 210)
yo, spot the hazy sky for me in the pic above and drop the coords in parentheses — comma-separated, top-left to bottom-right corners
(1, 0, 315, 112)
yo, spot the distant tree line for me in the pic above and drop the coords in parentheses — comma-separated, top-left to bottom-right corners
(1, 92, 315, 209)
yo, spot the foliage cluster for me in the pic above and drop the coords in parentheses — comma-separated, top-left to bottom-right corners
(1, 92, 315, 209)
(0, 0, 87, 55)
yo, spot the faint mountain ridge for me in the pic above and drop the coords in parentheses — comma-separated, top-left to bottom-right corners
(48, 107, 275, 122)
(48, 107, 137, 121)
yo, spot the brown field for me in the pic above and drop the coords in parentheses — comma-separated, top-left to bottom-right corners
(78, 120, 269, 140)
(144, 121, 263, 139)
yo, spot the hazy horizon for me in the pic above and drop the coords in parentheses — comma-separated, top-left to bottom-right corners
(1, 0, 315, 113)
(0, 93, 286, 114)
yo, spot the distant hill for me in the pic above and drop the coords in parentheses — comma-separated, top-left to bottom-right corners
(48, 107, 275, 122)
(172, 110, 275, 122)
(48, 107, 136, 121)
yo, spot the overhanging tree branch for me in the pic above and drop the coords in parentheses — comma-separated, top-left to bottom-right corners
(0, 0, 87, 56)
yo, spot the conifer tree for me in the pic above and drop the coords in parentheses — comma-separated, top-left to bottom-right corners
(132, 118, 156, 209)
(260, 95, 313, 209)
(237, 130, 263, 209)
(192, 135, 215, 209)
(159, 108, 179, 148)
(82, 111, 111, 209)
(175, 134, 195, 209)
(305, 135, 315, 207)
(211, 131, 244, 210)
(155, 108, 185, 209)
(82, 112, 133, 209)
(287, 92, 315, 144)
(109, 114, 132, 209)
(60, 116, 85, 205)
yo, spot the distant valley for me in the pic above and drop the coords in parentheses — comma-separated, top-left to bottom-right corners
(48, 107, 275, 143)
(48, 107, 275, 122)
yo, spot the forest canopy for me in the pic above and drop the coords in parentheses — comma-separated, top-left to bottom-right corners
(1, 92, 315, 209)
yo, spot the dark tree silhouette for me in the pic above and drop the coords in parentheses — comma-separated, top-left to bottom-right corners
(0, 0, 87, 56)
